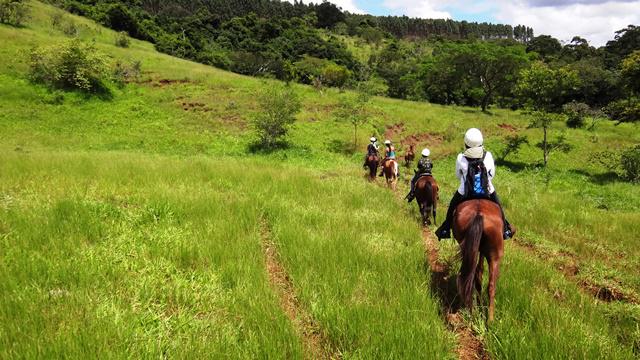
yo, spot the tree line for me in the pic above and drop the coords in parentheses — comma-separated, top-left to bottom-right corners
(44, 0, 639, 124)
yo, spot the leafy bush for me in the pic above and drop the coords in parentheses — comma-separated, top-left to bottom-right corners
(590, 145, 639, 182)
(29, 39, 110, 93)
(621, 145, 640, 182)
(50, 11, 77, 37)
(293, 56, 351, 88)
(115, 31, 130, 48)
(0, 0, 29, 26)
(604, 98, 640, 123)
(563, 101, 591, 128)
(251, 85, 301, 150)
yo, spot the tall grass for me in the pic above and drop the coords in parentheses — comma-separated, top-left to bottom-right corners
(1, 1, 639, 357)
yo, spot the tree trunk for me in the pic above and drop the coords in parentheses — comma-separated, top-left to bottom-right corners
(354, 124, 358, 152)
(481, 95, 489, 112)
(543, 125, 548, 167)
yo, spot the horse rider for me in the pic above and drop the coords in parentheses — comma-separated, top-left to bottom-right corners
(363, 137, 380, 169)
(405, 148, 433, 202)
(435, 128, 514, 240)
(379, 139, 397, 177)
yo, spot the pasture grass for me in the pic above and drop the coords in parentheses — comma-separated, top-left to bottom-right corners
(1, 1, 639, 357)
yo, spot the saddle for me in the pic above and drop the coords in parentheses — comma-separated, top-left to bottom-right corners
(414, 171, 432, 179)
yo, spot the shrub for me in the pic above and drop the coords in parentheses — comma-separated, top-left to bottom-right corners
(499, 134, 529, 161)
(61, 20, 78, 36)
(604, 98, 640, 123)
(563, 101, 591, 128)
(29, 39, 110, 93)
(115, 31, 130, 48)
(621, 144, 640, 182)
(251, 85, 301, 150)
(0, 0, 28, 26)
(50, 11, 78, 37)
(112, 60, 141, 87)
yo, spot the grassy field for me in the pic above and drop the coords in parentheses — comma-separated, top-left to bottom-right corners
(1, 1, 639, 358)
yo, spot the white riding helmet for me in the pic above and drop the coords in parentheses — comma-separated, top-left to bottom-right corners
(384, 140, 391, 145)
(464, 128, 483, 148)
(421, 148, 430, 157)
(370, 137, 376, 143)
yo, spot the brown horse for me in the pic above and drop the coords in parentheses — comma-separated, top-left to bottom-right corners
(404, 144, 415, 167)
(453, 199, 504, 322)
(414, 175, 439, 226)
(381, 158, 398, 190)
(365, 154, 379, 180)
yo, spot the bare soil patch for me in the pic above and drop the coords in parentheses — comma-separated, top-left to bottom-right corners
(497, 123, 517, 132)
(181, 102, 211, 112)
(384, 123, 405, 140)
(401, 133, 444, 149)
(260, 219, 340, 359)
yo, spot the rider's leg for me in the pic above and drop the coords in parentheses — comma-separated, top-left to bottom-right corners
(489, 191, 514, 239)
(378, 158, 386, 176)
(435, 191, 464, 239)
(406, 174, 419, 201)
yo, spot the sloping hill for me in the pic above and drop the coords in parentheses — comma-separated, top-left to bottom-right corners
(1, 1, 638, 358)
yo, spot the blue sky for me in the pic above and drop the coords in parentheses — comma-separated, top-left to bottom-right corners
(287, 0, 640, 46)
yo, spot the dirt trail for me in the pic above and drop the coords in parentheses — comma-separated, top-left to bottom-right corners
(514, 240, 639, 304)
(260, 219, 341, 359)
(422, 229, 490, 360)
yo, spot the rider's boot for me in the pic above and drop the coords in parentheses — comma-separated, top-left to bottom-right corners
(405, 178, 416, 202)
(435, 191, 463, 240)
(489, 192, 514, 240)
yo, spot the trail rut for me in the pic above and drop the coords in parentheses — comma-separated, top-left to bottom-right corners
(260, 219, 341, 359)
(422, 229, 490, 360)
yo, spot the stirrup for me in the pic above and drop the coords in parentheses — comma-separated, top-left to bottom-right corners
(503, 228, 513, 240)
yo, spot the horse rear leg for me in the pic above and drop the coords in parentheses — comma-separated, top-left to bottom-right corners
(432, 205, 437, 226)
(487, 257, 501, 322)
(475, 256, 484, 307)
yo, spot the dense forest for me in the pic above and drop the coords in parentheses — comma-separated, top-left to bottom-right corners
(44, 0, 640, 123)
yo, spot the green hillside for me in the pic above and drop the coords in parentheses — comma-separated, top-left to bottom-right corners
(1, 1, 639, 358)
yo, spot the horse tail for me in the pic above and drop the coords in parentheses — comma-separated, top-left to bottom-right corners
(423, 179, 432, 203)
(459, 214, 483, 308)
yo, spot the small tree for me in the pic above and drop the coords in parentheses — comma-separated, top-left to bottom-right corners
(516, 62, 579, 166)
(334, 89, 372, 151)
(499, 134, 529, 161)
(251, 85, 301, 150)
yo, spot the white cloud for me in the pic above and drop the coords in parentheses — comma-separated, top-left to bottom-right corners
(494, 0, 640, 46)
(382, 0, 451, 19)
(378, 0, 639, 46)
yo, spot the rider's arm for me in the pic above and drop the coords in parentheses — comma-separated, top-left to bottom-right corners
(455, 154, 463, 179)
(485, 151, 495, 179)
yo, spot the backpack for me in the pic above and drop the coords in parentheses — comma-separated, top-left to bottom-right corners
(464, 152, 489, 198)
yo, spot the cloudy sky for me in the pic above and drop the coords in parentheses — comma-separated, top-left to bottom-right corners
(288, 0, 640, 46)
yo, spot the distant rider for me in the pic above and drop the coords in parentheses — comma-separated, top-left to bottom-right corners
(379, 140, 397, 177)
(435, 128, 514, 240)
(363, 137, 380, 168)
(405, 148, 433, 202)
